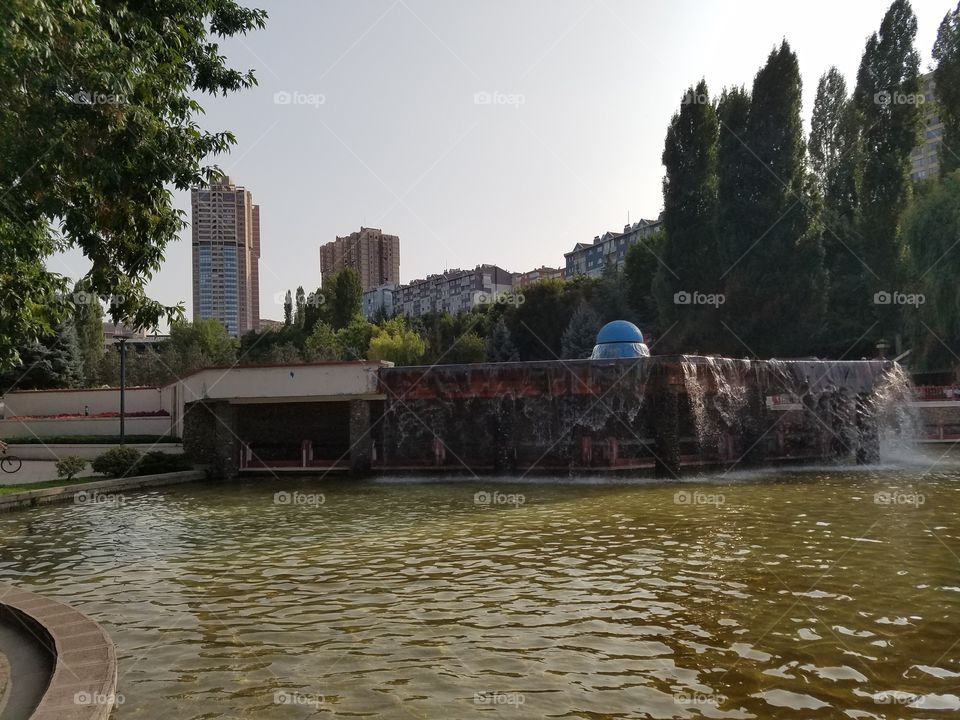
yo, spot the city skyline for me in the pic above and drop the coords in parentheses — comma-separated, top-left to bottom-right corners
(47, 0, 951, 326)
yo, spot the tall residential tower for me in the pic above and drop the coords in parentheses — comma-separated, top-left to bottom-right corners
(320, 227, 400, 291)
(191, 177, 261, 336)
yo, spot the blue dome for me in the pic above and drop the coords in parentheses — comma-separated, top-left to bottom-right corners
(595, 320, 644, 345)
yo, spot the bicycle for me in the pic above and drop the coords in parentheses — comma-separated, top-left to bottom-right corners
(0, 449, 21, 474)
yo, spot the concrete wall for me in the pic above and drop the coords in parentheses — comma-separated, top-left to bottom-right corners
(9, 443, 184, 461)
(0, 416, 173, 439)
(2, 387, 164, 418)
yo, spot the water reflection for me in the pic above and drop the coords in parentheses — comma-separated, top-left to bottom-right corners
(0, 466, 958, 718)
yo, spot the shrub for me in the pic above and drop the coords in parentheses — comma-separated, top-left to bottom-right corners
(135, 451, 192, 476)
(91, 447, 142, 477)
(55, 456, 87, 481)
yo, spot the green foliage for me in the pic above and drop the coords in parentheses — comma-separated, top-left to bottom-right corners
(330, 270, 363, 330)
(903, 171, 960, 368)
(0, 321, 84, 391)
(561, 302, 602, 359)
(486, 318, 519, 362)
(294, 286, 306, 326)
(91, 446, 143, 478)
(304, 322, 341, 361)
(135, 451, 192, 476)
(624, 230, 665, 328)
(853, 0, 921, 306)
(935, 2, 960, 176)
(55, 456, 88, 481)
(368, 318, 427, 366)
(0, 0, 267, 370)
(725, 41, 826, 357)
(655, 79, 722, 352)
(337, 316, 377, 360)
(283, 290, 293, 326)
(73, 280, 105, 385)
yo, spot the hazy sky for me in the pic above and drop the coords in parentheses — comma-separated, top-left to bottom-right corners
(51, 0, 952, 324)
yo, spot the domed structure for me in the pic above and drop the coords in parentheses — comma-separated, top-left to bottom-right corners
(591, 320, 650, 359)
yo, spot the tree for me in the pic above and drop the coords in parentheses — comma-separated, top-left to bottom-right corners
(336, 317, 377, 360)
(487, 318, 519, 362)
(853, 0, 922, 347)
(561, 302, 601, 359)
(0, 0, 267, 369)
(654, 79, 722, 352)
(595, 263, 631, 324)
(368, 318, 426, 366)
(934, 2, 960, 177)
(304, 322, 341, 361)
(302, 286, 325, 333)
(903, 174, 960, 369)
(283, 290, 293, 326)
(724, 42, 826, 357)
(809, 68, 868, 356)
(294, 286, 306, 327)
(72, 281, 105, 385)
(624, 230, 665, 331)
(331, 269, 363, 330)
(0, 323, 84, 391)
(165, 319, 236, 377)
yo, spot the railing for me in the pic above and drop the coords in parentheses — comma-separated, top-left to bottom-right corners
(914, 386, 960, 401)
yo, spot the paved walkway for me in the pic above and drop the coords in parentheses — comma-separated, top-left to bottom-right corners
(0, 461, 83, 486)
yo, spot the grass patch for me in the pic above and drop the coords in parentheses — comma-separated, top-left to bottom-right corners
(0, 476, 100, 495)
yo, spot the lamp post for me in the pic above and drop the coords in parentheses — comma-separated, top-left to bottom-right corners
(876, 338, 890, 360)
(116, 335, 130, 444)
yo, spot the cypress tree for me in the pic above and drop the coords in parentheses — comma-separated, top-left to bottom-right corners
(853, 0, 922, 348)
(934, 2, 960, 176)
(654, 79, 721, 352)
(725, 41, 826, 357)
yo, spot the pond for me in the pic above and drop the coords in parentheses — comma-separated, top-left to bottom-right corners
(1, 463, 959, 718)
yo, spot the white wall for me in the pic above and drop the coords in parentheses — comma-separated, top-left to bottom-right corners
(0, 416, 173, 439)
(2, 387, 164, 418)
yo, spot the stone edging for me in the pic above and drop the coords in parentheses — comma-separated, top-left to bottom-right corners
(0, 582, 117, 719)
(0, 469, 207, 512)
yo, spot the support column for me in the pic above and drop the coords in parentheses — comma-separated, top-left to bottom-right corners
(349, 400, 373, 475)
(212, 402, 239, 480)
(649, 367, 680, 478)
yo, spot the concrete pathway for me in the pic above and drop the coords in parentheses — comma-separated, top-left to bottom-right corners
(0, 461, 86, 486)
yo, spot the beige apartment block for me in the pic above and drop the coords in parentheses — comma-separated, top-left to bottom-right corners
(320, 227, 400, 291)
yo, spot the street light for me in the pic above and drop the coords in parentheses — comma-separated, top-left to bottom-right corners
(115, 334, 131, 444)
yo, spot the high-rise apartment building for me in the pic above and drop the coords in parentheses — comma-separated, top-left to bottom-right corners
(911, 72, 944, 181)
(564, 216, 663, 278)
(320, 227, 400, 291)
(191, 177, 261, 337)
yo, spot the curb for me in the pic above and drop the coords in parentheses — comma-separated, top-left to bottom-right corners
(0, 582, 117, 719)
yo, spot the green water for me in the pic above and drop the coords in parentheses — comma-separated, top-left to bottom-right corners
(1, 464, 959, 718)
